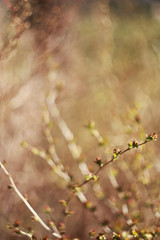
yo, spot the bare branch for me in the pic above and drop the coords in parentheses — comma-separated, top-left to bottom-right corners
(0, 161, 62, 239)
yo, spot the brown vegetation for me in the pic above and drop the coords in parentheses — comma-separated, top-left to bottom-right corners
(1, 0, 160, 239)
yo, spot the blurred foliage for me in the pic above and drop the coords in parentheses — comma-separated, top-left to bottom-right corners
(1, 0, 160, 239)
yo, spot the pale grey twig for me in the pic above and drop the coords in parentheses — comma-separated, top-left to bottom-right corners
(0, 161, 62, 239)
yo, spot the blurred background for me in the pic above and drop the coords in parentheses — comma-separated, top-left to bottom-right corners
(1, 0, 160, 239)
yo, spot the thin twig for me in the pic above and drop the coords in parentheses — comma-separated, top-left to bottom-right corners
(18, 230, 33, 239)
(0, 161, 62, 239)
(77, 134, 160, 189)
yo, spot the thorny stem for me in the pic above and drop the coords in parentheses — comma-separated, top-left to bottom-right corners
(0, 161, 62, 239)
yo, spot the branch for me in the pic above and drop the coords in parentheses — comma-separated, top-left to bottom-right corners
(0, 161, 62, 239)
(78, 132, 160, 188)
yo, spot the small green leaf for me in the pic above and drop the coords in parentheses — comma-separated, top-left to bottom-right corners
(84, 201, 96, 212)
(65, 210, 74, 216)
(112, 232, 121, 240)
(21, 141, 28, 147)
(94, 157, 103, 167)
(128, 140, 138, 149)
(146, 133, 158, 142)
(7, 224, 12, 230)
(89, 229, 96, 238)
(59, 200, 67, 207)
(96, 233, 106, 240)
(113, 149, 121, 160)
(48, 220, 55, 227)
(72, 185, 80, 194)
(88, 120, 95, 129)
(8, 184, 13, 189)
(43, 206, 51, 214)
(92, 175, 99, 181)
(85, 174, 92, 181)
